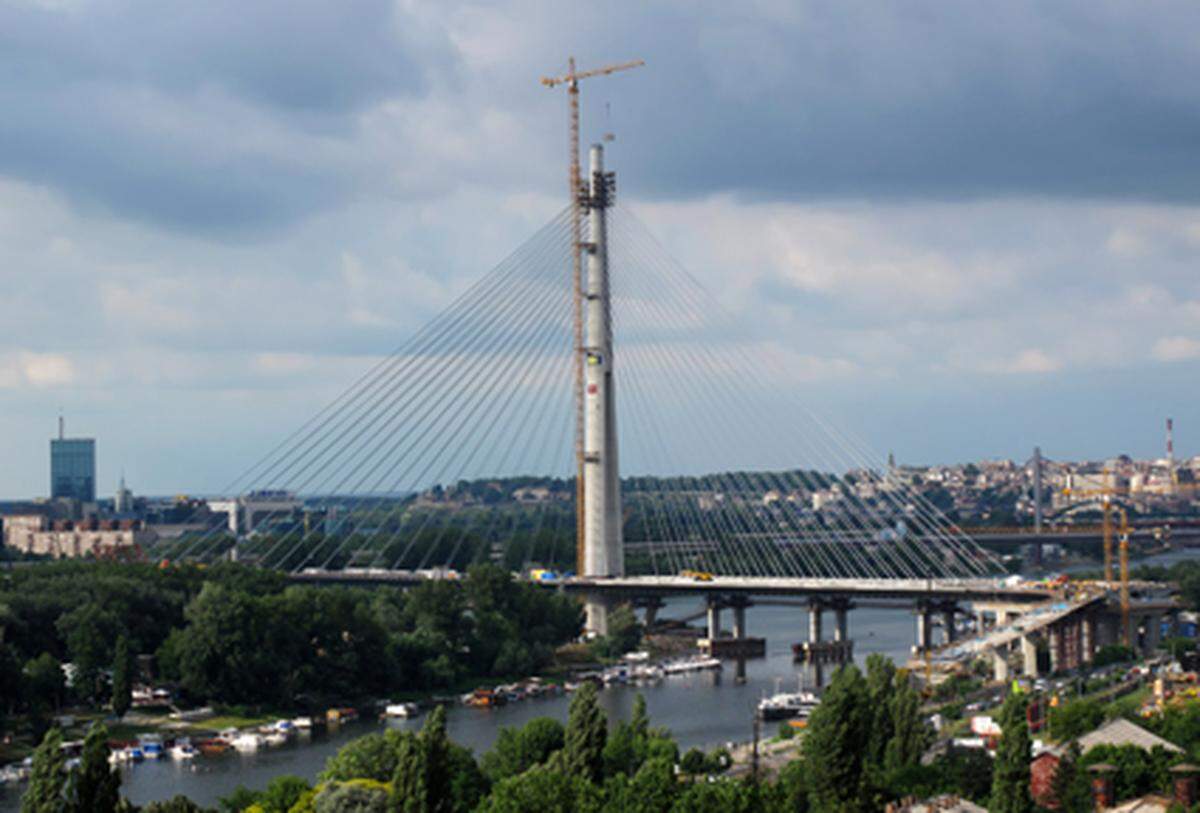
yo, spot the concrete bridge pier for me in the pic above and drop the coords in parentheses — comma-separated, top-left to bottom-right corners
(992, 642, 1011, 682)
(634, 596, 665, 629)
(1082, 614, 1096, 662)
(831, 597, 854, 643)
(809, 598, 824, 643)
(1021, 635, 1039, 678)
(731, 597, 750, 641)
(706, 596, 723, 641)
(914, 602, 934, 653)
(939, 602, 960, 644)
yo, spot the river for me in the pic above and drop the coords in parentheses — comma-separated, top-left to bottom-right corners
(9, 546, 1197, 811)
(0, 598, 917, 811)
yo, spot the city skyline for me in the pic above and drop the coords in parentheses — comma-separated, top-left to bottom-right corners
(1, 1, 1198, 495)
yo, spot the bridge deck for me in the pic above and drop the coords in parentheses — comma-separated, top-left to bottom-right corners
(563, 575, 1053, 603)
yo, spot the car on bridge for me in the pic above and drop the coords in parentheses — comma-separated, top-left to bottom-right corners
(680, 569, 714, 582)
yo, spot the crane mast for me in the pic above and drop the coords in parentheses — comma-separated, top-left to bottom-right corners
(542, 57, 644, 575)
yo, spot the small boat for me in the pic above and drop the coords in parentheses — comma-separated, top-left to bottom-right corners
(263, 732, 287, 747)
(216, 727, 239, 744)
(384, 702, 421, 718)
(757, 690, 821, 722)
(291, 716, 314, 730)
(326, 707, 358, 723)
(196, 739, 230, 757)
(139, 737, 165, 760)
(170, 743, 198, 760)
(231, 733, 262, 752)
(465, 688, 506, 708)
(662, 657, 723, 675)
(126, 747, 145, 762)
(273, 719, 295, 733)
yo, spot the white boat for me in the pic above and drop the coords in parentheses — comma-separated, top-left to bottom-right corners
(757, 690, 820, 722)
(291, 716, 314, 729)
(263, 732, 287, 747)
(273, 719, 295, 734)
(384, 703, 421, 718)
(170, 743, 198, 760)
(662, 657, 723, 675)
(231, 733, 262, 752)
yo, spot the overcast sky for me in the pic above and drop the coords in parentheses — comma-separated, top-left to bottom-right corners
(2, 0, 1199, 497)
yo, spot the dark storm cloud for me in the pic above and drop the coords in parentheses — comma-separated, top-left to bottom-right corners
(0, 0, 454, 233)
(582, 1, 1200, 203)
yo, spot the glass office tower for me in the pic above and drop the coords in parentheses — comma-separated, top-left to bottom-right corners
(51, 438, 96, 502)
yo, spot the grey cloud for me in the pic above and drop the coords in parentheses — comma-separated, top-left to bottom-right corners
(0, 0, 457, 233)
(569, 1, 1200, 204)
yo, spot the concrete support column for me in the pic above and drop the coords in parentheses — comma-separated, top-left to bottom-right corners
(915, 603, 933, 652)
(993, 646, 1011, 682)
(809, 599, 824, 643)
(733, 604, 747, 640)
(1082, 614, 1096, 663)
(833, 599, 851, 643)
(586, 593, 612, 637)
(942, 605, 958, 644)
(706, 599, 722, 641)
(1022, 635, 1040, 678)
(1144, 613, 1163, 655)
(1049, 625, 1062, 673)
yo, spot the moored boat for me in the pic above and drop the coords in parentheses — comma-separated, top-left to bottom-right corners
(384, 702, 421, 718)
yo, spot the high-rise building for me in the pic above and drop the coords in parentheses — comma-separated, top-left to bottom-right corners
(50, 417, 95, 503)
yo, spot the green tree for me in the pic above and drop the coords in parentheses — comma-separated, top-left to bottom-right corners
(24, 653, 65, 713)
(111, 635, 133, 719)
(21, 727, 67, 813)
(483, 717, 565, 781)
(67, 723, 120, 813)
(1048, 698, 1104, 742)
(864, 654, 897, 768)
(990, 691, 1033, 813)
(390, 734, 428, 813)
(679, 748, 708, 780)
(475, 766, 600, 813)
(257, 775, 311, 813)
(884, 673, 929, 771)
(801, 664, 871, 811)
(389, 705, 457, 813)
(143, 797, 211, 813)
(1050, 742, 1091, 813)
(321, 731, 407, 783)
(316, 780, 390, 813)
(562, 682, 607, 783)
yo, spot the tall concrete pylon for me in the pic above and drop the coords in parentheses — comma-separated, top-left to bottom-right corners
(583, 143, 623, 635)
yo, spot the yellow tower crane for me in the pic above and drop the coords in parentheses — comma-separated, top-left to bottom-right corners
(541, 58, 644, 574)
(1062, 473, 1134, 646)
(1116, 506, 1132, 647)
(1061, 468, 1126, 583)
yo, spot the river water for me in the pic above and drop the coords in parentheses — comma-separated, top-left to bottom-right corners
(0, 598, 917, 811)
(9, 546, 1197, 811)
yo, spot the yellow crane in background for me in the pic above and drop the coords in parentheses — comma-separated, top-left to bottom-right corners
(541, 58, 644, 573)
(1061, 469, 1126, 583)
(1117, 506, 1131, 647)
(1062, 473, 1133, 645)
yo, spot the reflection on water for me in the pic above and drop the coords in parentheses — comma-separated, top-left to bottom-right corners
(0, 598, 916, 811)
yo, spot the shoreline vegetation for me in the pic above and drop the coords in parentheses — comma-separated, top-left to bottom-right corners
(0, 560, 640, 768)
(13, 658, 956, 813)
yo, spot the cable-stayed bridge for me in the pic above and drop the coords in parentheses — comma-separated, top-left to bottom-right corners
(154, 145, 1055, 647)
